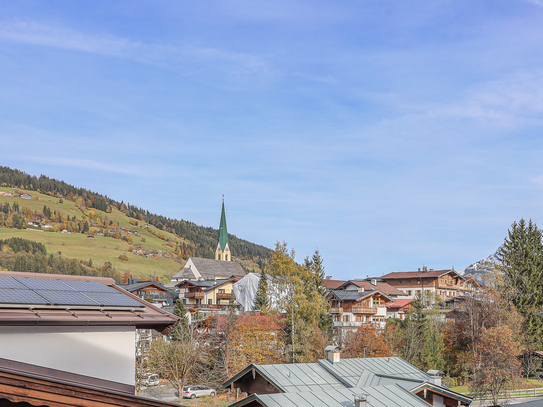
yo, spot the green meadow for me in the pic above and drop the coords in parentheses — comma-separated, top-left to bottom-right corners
(0, 188, 185, 281)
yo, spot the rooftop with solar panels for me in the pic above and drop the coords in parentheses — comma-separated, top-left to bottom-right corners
(0, 275, 145, 311)
(0, 270, 179, 332)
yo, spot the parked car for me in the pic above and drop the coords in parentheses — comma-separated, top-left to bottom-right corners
(183, 385, 216, 399)
(142, 373, 160, 386)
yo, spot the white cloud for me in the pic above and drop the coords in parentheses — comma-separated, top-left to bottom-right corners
(24, 156, 143, 176)
(0, 19, 270, 86)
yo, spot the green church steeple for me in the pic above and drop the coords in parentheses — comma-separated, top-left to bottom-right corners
(216, 198, 231, 261)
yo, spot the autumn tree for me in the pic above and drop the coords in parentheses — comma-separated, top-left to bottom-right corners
(341, 323, 391, 358)
(470, 325, 523, 405)
(149, 336, 201, 403)
(228, 313, 286, 373)
(268, 242, 330, 363)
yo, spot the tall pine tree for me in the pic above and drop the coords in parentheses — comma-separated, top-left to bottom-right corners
(253, 271, 269, 312)
(498, 218, 543, 348)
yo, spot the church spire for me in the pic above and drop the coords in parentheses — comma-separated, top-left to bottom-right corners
(216, 197, 231, 261)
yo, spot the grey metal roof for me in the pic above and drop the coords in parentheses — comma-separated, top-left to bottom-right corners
(329, 290, 371, 301)
(257, 384, 432, 407)
(118, 281, 177, 295)
(257, 363, 345, 393)
(318, 357, 429, 388)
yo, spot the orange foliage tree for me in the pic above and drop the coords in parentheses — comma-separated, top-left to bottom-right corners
(228, 314, 286, 374)
(341, 323, 391, 358)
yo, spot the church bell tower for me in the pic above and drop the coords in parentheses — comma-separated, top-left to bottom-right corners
(215, 198, 231, 261)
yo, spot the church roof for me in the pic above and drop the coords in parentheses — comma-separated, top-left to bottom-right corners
(218, 200, 229, 252)
(172, 258, 246, 281)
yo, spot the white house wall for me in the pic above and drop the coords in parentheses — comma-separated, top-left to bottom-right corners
(0, 325, 136, 385)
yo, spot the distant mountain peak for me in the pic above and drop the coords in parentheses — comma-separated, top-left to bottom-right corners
(458, 247, 501, 277)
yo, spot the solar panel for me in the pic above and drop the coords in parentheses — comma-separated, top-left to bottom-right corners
(35, 290, 100, 306)
(15, 278, 75, 291)
(80, 292, 144, 308)
(0, 277, 27, 289)
(0, 288, 50, 305)
(62, 280, 117, 293)
(0, 277, 145, 310)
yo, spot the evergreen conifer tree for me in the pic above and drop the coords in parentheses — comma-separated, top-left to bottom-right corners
(253, 271, 269, 312)
(498, 218, 543, 348)
(170, 299, 189, 341)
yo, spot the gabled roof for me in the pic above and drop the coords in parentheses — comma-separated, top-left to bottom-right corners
(322, 280, 347, 289)
(338, 280, 406, 296)
(386, 299, 414, 309)
(202, 276, 243, 292)
(0, 271, 179, 335)
(317, 357, 429, 389)
(231, 383, 433, 407)
(381, 269, 464, 280)
(172, 257, 246, 281)
(118, 281, 176, 295)
(328, 289, 393, 303)
(223, 363, 345, 393)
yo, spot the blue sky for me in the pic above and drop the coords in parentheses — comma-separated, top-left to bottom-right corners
(1, 0, 543, 279)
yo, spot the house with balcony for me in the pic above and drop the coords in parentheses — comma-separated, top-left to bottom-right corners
(119, 279, 178, 307)
(178, 276, 241, 310)
(335, 279, 407, 299)
(380, 268, 465, 300)
(327, 287, 393, 336)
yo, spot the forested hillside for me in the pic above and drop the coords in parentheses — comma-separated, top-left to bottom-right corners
(0, 166, 271, 280)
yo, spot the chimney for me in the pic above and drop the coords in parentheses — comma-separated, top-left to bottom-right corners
(357, 286, 365, 294)
(326, 276, 332, 280)
(370, 279, 377, 286)
(354, 394, 366, 407)
(325, 346, 341, 363)
(426, 370, 444, 386)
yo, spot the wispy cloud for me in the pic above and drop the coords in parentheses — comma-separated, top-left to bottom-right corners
(24, 156, 144, 176)
(0, 19, 270, 86)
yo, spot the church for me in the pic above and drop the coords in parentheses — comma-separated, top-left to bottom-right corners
(166, 200, 246, 286)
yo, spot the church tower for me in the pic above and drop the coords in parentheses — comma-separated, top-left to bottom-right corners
(215, 198, 231, 261)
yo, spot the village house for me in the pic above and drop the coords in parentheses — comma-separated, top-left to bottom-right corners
(222, 348, 472, 407)
(386, 298, 414, 320)
(0, 270, 181, 407)
(327, 286, 393, 335)
(380, 267, 466, 300)
(177, 275, 242, 309)
(119, 278, 178, 307)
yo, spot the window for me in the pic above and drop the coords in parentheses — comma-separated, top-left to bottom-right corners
(407, 290, 412, 295)
(399, 280, 402, 284)
(217, 254, 221, 260)
(218, 289, 225, 293)
(408, 279, 411, 284)
(334, 315, 341, 322)
(208, 299, 212, 305)
(344, 315, 350, 322)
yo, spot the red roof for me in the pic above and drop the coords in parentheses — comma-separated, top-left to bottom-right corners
(386, 299, 414, 309)
(381, 269, 462, 280)
(322, 280, 347, 289)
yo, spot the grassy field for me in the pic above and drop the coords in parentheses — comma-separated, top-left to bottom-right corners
(0, 188, 186, 281)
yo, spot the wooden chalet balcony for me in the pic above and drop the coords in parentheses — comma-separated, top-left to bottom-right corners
(352, 306, 378, 315)
(216, 292, 232, 301)
(329, 307, 343, 314)
(185, 291, 204, 299)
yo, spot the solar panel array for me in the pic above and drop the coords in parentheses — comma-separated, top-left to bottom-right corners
(0, 276, 145, 310)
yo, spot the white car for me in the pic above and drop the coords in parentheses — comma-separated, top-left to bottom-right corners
(183, 385, 216, 399)
(142, 374, 160, 386)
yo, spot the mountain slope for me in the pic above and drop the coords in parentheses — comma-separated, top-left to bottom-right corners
(0, 167, 271, 281)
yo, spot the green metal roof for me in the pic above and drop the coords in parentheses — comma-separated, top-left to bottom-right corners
(218, 200, 228, 252)
(250, 384, 433, 407)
